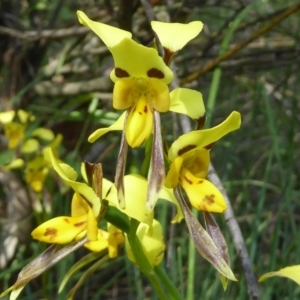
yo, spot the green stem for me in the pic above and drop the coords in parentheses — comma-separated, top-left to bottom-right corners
(127, 219, 168, 300)
(154, 264, 182, 300)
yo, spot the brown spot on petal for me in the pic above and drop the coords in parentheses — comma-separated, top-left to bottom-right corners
(74, 221, 86, 227)
(196, 114, 206, 130)
(205, 142, 215, 150)
(44, 228, 57, 237)
(64, 218, 70, 223)
(183, 176, 192, 185)
(178, 145, 197, 156)
(203, 194, 215, 205)
(147, 68, 164, 79)
(144, 106, 148, 113)
(115, 68, 130, 78)
(197, 180, 203, 184)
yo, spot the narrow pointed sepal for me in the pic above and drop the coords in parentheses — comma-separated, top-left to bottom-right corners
(204, 212, 231, 290)
(114, 120, 128, 208)
(174, 187, 237, 281)
(146, 111, 165, 212)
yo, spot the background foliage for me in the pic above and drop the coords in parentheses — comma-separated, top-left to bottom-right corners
(1, 0, 300, 299)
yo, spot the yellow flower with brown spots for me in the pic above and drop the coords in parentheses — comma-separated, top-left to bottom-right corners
(165, 111, 241, 213)
(31, 148, 113, 244)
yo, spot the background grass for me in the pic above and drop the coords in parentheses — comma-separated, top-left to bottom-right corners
(1, 0, 300, 299)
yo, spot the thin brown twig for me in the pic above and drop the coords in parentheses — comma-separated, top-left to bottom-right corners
(0, 25, 89, 41)
(180, 2, 300, 84)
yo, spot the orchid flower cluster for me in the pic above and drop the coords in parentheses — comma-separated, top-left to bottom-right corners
(1, 11, 242, 300)
(0, 109, 62, 195)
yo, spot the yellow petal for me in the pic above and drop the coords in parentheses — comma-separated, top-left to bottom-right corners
(25, 156, 48, 193)
(180, 168, 226, 213)
(258, 265, 300, 285)
(83, 229, 109, 252)
(44, 148, 101, 217)
(125, 95, 153, 148)
(109, 38, 173, 84)
(106, 174, 153, 225)
(165, 155, 184, 188)
(107, 224, 124, 258)
(4, 122, 24, 149)
(86, 205, 98, 241)
(168, 111, 241, 161)
(31, 128, 55, 141)
(77, 11, 132, 48)
(88, 112, 126, 143)
(71, 192, 89, 217)
(125, 219, 165, 266)
(3, 158, 24, 169)
(31, 215, 88, 244)
(0, 110, 15, 123)
(17, 109, 35, 124)
(151, 79, 170, 112)
(113, 78, 134, 109)
(169, 88, 205, 119)
(151, 21, 203, 53)
(182, 148, 210, 179)
(21, 138, 39, 153)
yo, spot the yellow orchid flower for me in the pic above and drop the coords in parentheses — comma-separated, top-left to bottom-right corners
(25, 156, 49, 193)
(2, 122, 25, 149)
(0, 109, 35, 149)
(31, 148, 113, 244)
(125, 219, 165, 267)
(77, 10, 173, 148)
(32, 192, 98, 243)
(165, 111, 241, 213)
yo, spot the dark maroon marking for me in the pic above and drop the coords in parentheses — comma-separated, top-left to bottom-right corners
(197, 180, 204, 184)
(79, 193, 93, 208)
(183, 176, 192, 185)
(147, 68, 164, 79)
(74, 221, 86, 227)
(204, 142, 215, 150)
(44, 228, 57, 236)
(144, 106, 148, 113)
(64, 218, 70, 223)
(196, 114, 206, 130)
(204, 194, 215, 205)
(178, 144, 197, 156)
(115, 68, 130, 78)
(163, 47, 175, 65)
